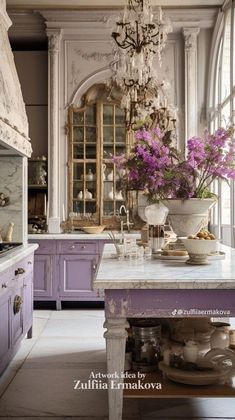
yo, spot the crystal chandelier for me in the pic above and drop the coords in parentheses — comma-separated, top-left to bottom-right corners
(110, 0, 173, 129)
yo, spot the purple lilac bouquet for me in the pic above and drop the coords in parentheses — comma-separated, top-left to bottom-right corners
(113, 126, 235, 201)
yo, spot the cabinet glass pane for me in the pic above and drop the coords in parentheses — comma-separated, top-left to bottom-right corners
(103, 105, 114, 124)
(86, 202, 96, 214)
(73, 127, 84, 142)
(85, 163, 96, 200)
(115, 107, 125, 125)
(73, 200, 84, 213)
(104, 202, 114, 216)
(85, 145, 96, 159)
(86, 127, 96, 143)
(73, 112, 84, 125)
(73, 144, 84, 159)
(115, 127, 126, 143)
(103, 145, 114, 158)
(73, 163, 83, 181)
(73, 181, 83, 199)
(86, 105, 96, 125)
(104, 126, 114, 143)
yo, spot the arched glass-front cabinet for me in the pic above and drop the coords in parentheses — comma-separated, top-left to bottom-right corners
(67, 84, 128, 229)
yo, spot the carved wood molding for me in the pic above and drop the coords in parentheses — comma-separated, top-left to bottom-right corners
(0, 118, 32, 157)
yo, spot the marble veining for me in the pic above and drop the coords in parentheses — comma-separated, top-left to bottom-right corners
(0, 156, 23, 242)
(94, 244, 235, 289)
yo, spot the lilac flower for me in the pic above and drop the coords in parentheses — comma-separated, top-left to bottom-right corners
(112, 125, 235, 201)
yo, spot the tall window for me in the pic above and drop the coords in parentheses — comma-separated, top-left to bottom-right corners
(209, 2, 235, 246)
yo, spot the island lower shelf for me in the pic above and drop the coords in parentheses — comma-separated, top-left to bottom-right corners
(123, 371, 235, 398)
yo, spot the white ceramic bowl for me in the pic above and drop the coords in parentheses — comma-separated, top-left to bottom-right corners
(181, 238, 218, 255)
(82, 226, 105, 234)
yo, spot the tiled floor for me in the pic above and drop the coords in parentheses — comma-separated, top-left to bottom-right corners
(0, 310, 234, 420)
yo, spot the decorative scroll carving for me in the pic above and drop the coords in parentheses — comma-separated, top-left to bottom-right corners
(74, 49, 114, 63)
(47, 29, 62, 53)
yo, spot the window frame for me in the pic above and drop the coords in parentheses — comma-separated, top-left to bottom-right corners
(208, 1, 235, 247)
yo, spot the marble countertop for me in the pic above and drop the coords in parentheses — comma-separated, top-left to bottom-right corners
(94, 244, 235, 289)
(0, 243, 39, 274)
(28, 232, 140, 240)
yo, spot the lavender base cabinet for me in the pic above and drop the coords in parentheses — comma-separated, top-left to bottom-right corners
(0, 293, 11, 374)
(0, 250, 35, 376)
(31, 239, 105, 309)
(58, 254, 99, 300)
(34, 255, 53, 298)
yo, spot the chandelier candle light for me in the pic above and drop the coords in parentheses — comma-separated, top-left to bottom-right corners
(111, 0, 172, 127)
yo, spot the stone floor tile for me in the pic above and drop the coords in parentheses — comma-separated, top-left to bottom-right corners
(40, 317, 105, 339)
(50, 309, 105, 320)
(25, 337, 106, 366)
(0, 367, 109, 417)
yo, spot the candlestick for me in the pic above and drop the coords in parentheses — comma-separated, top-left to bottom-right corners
(46, 201, 49, 226)
(44, 194, 47, 217)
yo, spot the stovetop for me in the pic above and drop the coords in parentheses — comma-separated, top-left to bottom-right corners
(0, 242, 23, 258)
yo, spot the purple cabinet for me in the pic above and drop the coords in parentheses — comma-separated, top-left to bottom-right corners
(58, 254, 99, 299)
(34, 255, 53, 298)
(12, 286, 24, 345)
(0, 293, 11, 373)
(31, 239, 105, 308)
(0, 249, 35, 376)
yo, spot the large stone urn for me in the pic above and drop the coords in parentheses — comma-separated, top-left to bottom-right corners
(162, 198, 216, 237)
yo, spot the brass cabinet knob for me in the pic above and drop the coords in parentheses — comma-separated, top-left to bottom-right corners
(15, 268, 25, 276)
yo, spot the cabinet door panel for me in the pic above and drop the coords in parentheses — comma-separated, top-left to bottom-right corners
(34, 255, 53, 297)
(0, 295, 11, 363)
(12, 288, 23, 345)
(23, 273, 33, 332)
(59, 255, 98, 298)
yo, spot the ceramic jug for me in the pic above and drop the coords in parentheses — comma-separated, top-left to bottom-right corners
(108, 186, 114, 200)
(183, 340, 198, 363)
(77, 191, 83, 200)
(211, 326, 230, 349)
(85, 189, 93, 199)
(102, 164, 106, 181)
(107, 170, 114, 181)
(86, 169, 94, 181)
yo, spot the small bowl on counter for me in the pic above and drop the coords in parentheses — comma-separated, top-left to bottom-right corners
(81, 225, 106, 234)
(181, 238, 218, 265)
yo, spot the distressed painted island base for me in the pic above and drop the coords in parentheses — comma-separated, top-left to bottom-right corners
(103, 289, 235, 420)
(95, 244, 235, 420)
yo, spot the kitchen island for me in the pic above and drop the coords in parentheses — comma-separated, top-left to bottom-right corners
(94, 244, 235, 420)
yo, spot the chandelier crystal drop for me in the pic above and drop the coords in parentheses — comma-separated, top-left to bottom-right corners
(110, 0, 173, 129)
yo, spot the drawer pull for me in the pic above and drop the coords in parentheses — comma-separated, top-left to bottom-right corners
(28, 261, 32, 265)
(70, 245, 75, 249)
(15, 268, 25, 276)
(82, 245, 86, 250)
(2, 283, 7, 288)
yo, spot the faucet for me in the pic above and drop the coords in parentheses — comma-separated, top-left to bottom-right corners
(119, 205, 134, 234)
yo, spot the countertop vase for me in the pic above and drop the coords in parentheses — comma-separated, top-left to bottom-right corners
(137, 192, 168, 224)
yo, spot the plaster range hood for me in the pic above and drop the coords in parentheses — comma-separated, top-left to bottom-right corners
(0, 0, 31, 157)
